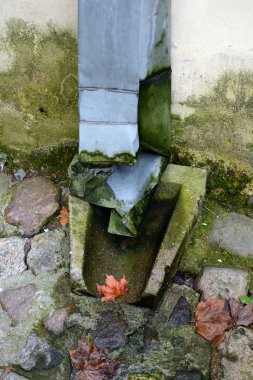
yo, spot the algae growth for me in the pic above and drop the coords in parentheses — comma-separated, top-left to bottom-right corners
(172, 71, 253, 202)
(0, 19, 78, 161)
(179, 198, 253, 282)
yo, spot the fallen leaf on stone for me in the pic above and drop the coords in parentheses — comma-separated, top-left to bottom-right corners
(195, 298, 233, 344)
(229, 298, 244, 324)
(69, 335, 120, 380)
(96, 275, 129, 302)
(236, 304, 253, 327)
(59, 206, 69, 226)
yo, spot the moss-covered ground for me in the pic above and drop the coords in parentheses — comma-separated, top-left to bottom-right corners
(179, 197, 253, 287)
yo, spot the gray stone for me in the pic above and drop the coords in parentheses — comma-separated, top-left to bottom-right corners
(0, 188, 19, 238)
(211, 212, 253, 257)
(0, 153, 7, 171)
(27, 229, 69, 274)
(4, 177, 59, 236)
(217, 328, 253, 380)
(44, 304, 76, 336)
(174, 372, 202, 380)
(167, 297, 191, 327)
(197, 266, 250, 300)
(13, 169, 27, 181)
(19, 334, 62, 370)
(0, 284, 37, 323)
(0, 269, 69, 367)
(0, 237, 28, 279)
(157, 284, 200, 322)
(0, 173, 11, 196)
(247, 196, 253, 205)
(5, 373, 28, 380)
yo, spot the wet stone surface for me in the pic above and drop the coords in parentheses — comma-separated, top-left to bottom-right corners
(167, 297, 191, 327)
(91, 310, 128, 351)
(4, 177, 59, 236)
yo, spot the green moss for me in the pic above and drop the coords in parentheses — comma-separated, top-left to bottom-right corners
(0, 18, 78, 163)
(179, 199, 253, 277)
(225, 352, 238, 362)
(138, 69, 171, 155)
(79, 149, 136, 165)
(172, 71, 253, 203)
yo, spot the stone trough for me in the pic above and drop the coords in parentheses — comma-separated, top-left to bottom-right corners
(69, 164, 207, 303)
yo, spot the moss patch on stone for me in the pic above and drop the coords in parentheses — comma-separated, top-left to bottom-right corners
(179, 198, 253, 279)
(0, 18, 78, 164)
(172, 71, 253, 203)
(79, 149, 136, 165)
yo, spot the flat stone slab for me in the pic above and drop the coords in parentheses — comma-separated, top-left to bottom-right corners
(0, 237, 28, 279)
(217, 328, 253, 380)
(4, 177, 59, 236)
(197, 267, 250, 300)
(211, 213, 253, 257)
(0, 284, 37, 323)
(27, 229, 69, 275)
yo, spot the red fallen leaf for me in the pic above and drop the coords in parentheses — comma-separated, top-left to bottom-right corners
(195, 298, 233, 344)
(69, 335, 120, 380)
(59, 206, 69, 226)
(236, 304, 253, 327)
(96, 275, 129, 302)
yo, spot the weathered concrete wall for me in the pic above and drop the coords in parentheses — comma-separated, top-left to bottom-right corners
(0, 0, 78, 164)
(171, 0, 253, 198)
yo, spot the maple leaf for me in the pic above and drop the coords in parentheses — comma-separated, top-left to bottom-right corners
(96, 275, 129, 302)
(195, 298, 233, 344)
(59, 205, 69, 226)
(69, 335, 120, 380)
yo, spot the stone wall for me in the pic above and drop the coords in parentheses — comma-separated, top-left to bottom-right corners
(171, 0, 253, 192)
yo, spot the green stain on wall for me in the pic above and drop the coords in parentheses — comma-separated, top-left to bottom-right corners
(0, 18, 78, 163)
(172, 71, 253, 202)
(138, 69, 171, 156)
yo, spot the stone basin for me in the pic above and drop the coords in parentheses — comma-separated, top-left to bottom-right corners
(69, 164, 207, 303)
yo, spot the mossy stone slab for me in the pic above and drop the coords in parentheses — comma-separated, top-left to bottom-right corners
(143, 164, 207, 297)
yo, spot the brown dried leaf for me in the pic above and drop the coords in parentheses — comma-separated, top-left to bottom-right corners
(195, 298, 233, 344)
(69, 335, 120, 380)
(96, 274, 129, 302)
(236, 304, 253, 327)
(59, 206, 69, 226)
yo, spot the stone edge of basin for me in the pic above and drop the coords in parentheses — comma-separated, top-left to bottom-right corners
(143, 164, 207, 297)
(69, 164, 207, 297)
